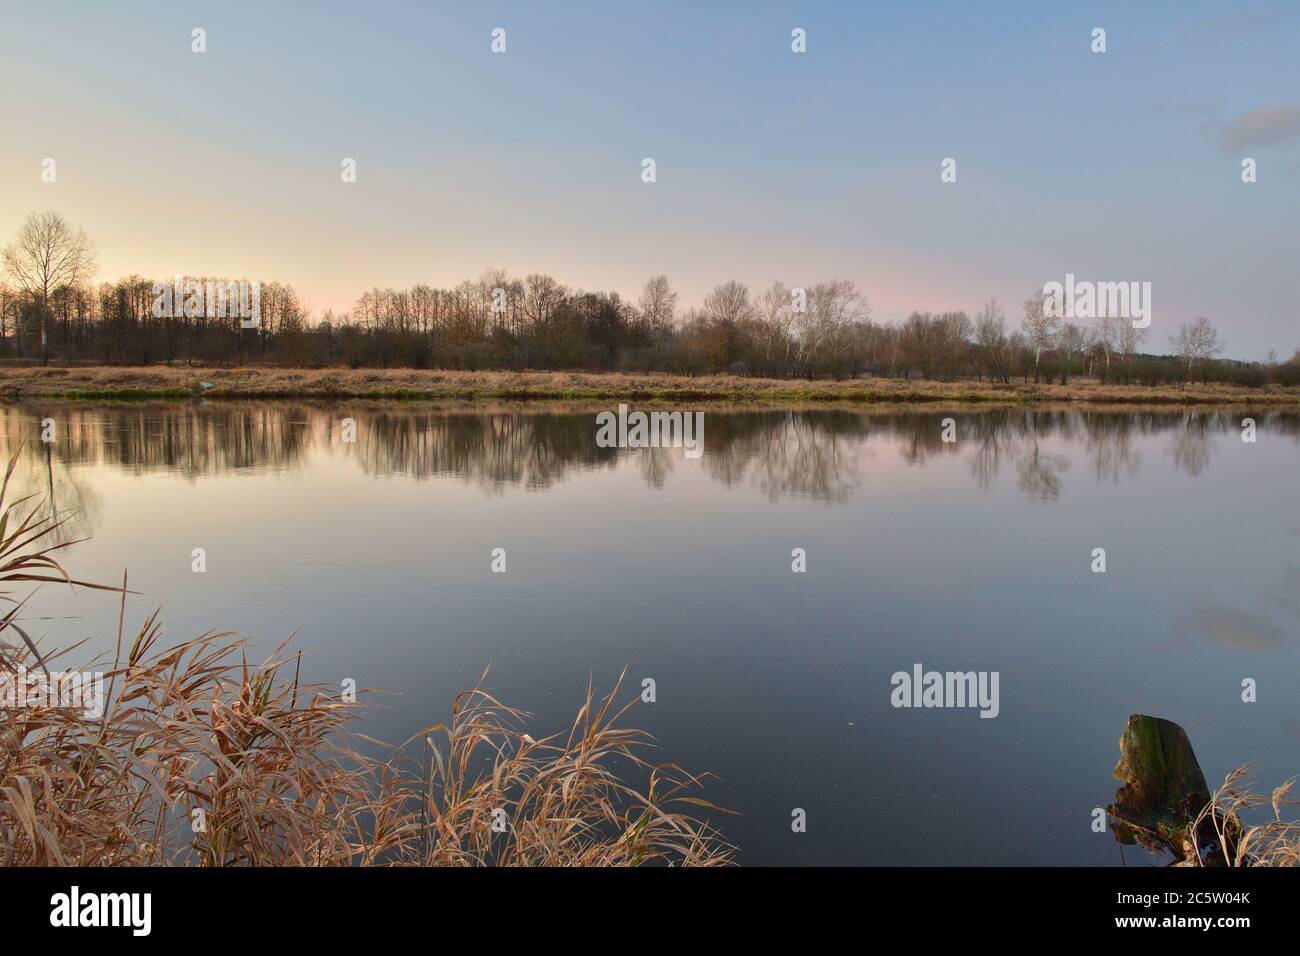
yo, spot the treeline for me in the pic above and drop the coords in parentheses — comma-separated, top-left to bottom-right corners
(3, 267, 1299, 387)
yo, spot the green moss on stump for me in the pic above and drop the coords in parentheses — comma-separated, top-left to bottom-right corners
(1108, 715, 1210, 856)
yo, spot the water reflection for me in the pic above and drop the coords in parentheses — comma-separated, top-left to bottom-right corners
(1, 403, 1297, 514)
(1187, 606, 1282, 651)
(2, 399, 1298, 867)
(1168, 412, 1217, 477)
(353, 409, 616, 492)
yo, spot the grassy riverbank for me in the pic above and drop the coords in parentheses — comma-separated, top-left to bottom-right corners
(3, 365, 1300, 405)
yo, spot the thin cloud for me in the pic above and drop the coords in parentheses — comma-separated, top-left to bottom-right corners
(1188, 606, 1282, 651)
(1212, 105, 1300, 152)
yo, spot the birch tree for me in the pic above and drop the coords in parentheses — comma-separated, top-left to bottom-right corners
(1021, 291, 1060, 383)
(1169, 316, 1223, 382)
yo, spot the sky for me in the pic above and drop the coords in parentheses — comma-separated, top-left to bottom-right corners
(1, 0, 1297, 359)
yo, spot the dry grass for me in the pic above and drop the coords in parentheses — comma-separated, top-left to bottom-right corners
(407, 674, 733, 866)
(0, 455, 732, 867)
(1183, 768, 1300, 867)
(3, 364, 1299, 405)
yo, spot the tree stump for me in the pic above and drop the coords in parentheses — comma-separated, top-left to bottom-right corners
(1107, 714, 1210, 861)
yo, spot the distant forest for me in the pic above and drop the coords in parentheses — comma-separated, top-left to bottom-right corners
(4, 212, 1298, 386)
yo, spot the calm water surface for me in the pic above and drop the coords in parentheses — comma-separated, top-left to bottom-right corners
(4, 401, 1299, 865)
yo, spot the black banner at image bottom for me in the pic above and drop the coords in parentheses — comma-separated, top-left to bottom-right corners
(0, 865, 1273, 941)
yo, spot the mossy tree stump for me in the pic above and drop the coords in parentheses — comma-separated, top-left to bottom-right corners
(1108, 715, 1210, 861)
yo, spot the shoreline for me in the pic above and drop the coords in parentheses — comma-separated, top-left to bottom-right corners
(2, 366, 1299, 405)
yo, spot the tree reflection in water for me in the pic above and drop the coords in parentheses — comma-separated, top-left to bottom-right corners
(1, 404, 1295, 519)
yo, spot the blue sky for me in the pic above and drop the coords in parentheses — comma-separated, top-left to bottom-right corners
(1, 0, 1297, 358)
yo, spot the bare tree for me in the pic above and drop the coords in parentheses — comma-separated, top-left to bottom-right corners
(795, 279, 869, 375)
(702, 280, 754, 325)
(1114, 320, 1146, 383)
(751, 281, 794, 373)
(1093, 314, 1122, 380)
(638, 275, 678, 337)
(975, 298, 1009, 382)
(477, 267, 511, 332)
(938, 310, 972, 379)
(0, 280, 15, 353)
(1021, 291, 1060, 383)
(897, 312, 941, 380)
(1169, 316, 1223, 382)
(1058, 322, 1087, 384)
(2, 211, 97, 364)
(520, 273, 567, 334)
